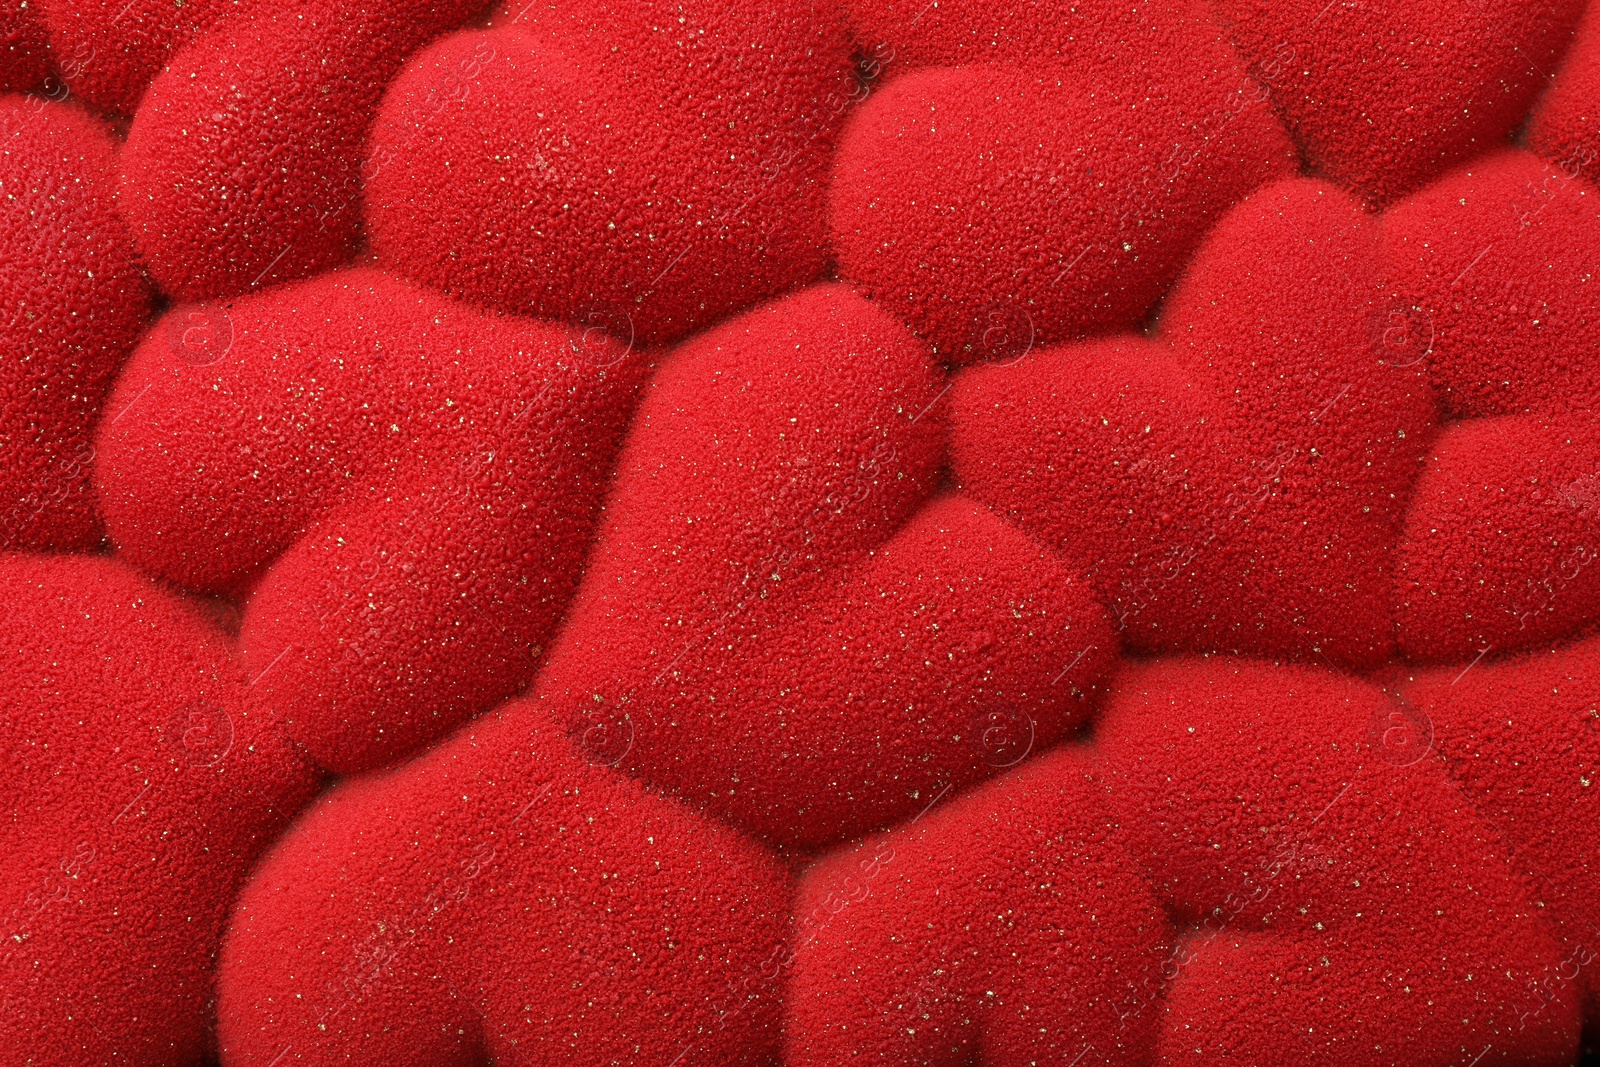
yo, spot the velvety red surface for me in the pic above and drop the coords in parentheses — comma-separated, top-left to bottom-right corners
(3, 0, 1599, 1063)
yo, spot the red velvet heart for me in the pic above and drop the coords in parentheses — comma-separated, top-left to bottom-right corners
(952, 179, 1435, 668)
(0, 554, 318, 1063)
(1097, 658, 1580, 1066)
(365, 1, 853, 345)
(1394, 413, 1600, 662)
(1381, 149, 1600, 421)
(1403, 634, 1600, 1018)
(0, 98, 148, 553)
(120, 0, 489, 300)
(95, 268, 644, 774)
(786, 746, 1168, 1067)
(1381, 149, 1600, 660)
(1212, 0, 1586, 206)
(829, 55, 1293, 363)
(532, 283, 1117, 851)
(217, 700, 789, 1066)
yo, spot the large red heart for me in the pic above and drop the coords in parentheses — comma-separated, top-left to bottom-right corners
(0, 98, 148, 553)
(1382, 149, 1600, 661)
(829, 47, 1293, 363)
(94, 269, 643, 773)
(952, 179, 1435, 667)
(1095, 658, 1580, 1065)
(532, 283, 1116, 850)
(787, 657, 1583, 1066)
(786, 746, 1167, 1067)
(1402, 635, 1600, 1018)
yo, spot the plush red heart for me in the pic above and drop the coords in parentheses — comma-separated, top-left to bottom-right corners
(1403, 634, 1600, 1018)
(786, 746, 1167, 1067)
(1212, 0, 1586, 206)
(829, 50, 1293, 363)
(216, 700, 789, 1066)
(0, 98, 148, 553)
(531, 283, 1117, 850)
(952, 178, 1435, 668)
(1381, 149, 1600, 661)
(1530, 0, 1600, 171)
(364, 0, 852, 345)
(1394, 414, 1600, 662)
(1381, 149, 1600, 421)
(95, 268, 643, 773)
(1095, 658, 1580, 1066)
(120, 0, 488, 300)
(0, 554, 318, 1064)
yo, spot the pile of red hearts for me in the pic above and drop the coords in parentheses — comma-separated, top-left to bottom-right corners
(4, 0, 1600, 1063)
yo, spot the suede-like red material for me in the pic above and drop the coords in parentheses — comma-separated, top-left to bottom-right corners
(5, 1, 1599, 1064)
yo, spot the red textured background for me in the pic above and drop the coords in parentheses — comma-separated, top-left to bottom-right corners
(4, 0, 1600, 1064)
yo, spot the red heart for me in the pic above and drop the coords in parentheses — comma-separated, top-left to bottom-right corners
(0, 555, 318, 1061)
(532, 283, 1116, 850)
(0, 99, 147, 553)
(952, 179, 1435, 667)
(365, 2, 853, 345)
(217, 700, 789, 1065)
(95, 269, 643, 773)
(1394, 413, 1600, 661)
(1382, 149, 1600, 660)
(787, 747, 1166, 1067)
(1381, 149, 1600, 420)
(1403, 635, 1600, 1017)
(1212, 0, 1585, 205)
(120, 0, 487, 300)
(829, 53, 1293, 363)
(1096, 659, 1579, 1065)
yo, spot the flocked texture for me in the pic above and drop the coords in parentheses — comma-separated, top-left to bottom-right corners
(1530, 0, 1600, 172)
(1404, 636, 1600, 1020)
(0, 96, 147, 552)
(119, 0, 490, 300)
(1381, 150, 1600, 421)
(1394, 414, 1600, 663)
(829, 48, 1295, 363)
(0, 0, 50, 91)
(1211, 0, 1586, 206)
(95, 268, 644, 773)
(364, 0, 853, 346)
(841, 0, 1234, 72)
(951, 179, 1435, 667)
(34, 0, 246, 113)
(529, 283, 1115, 850)
(1096, 658, 1580, 1066)
(1380, 149, 1600, 662)
(0, 553, 319, 1066)
(785, 746, 1169, 1067)
(12, 0, 1600, 1061)
(216, 699, 790, 1066)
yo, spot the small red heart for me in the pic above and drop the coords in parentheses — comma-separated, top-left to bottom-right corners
(1213, 0, 1585, 205)
(953, 179, 1436, 667)
(366, 3, 853, 345)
